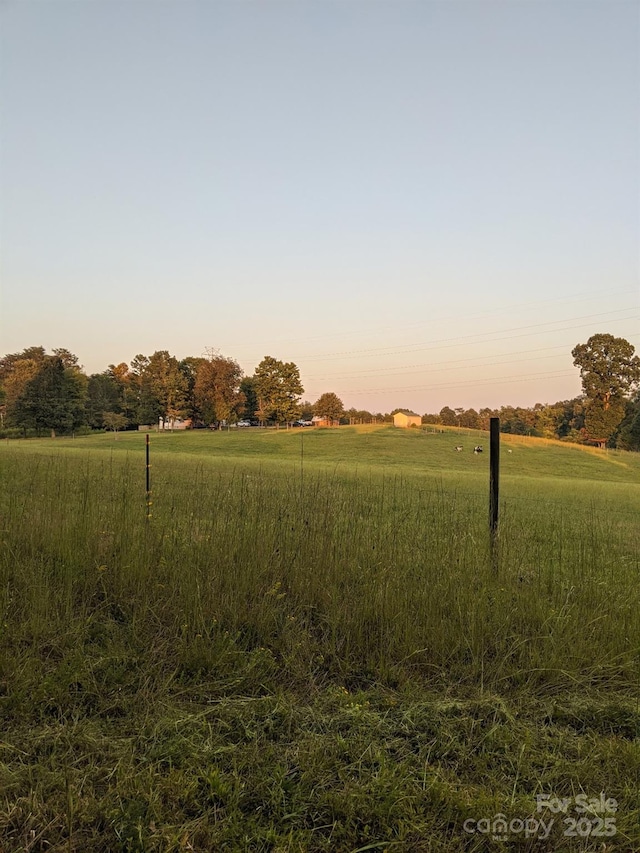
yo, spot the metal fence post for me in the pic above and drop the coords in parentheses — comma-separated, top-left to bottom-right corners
(489, 417, 500, 565)
(146, 433, 152, 520)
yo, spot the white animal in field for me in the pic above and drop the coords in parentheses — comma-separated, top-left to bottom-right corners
(474, 445, 483, 454)
(455, 445, 463, 452)
(507, 449, 513, 453)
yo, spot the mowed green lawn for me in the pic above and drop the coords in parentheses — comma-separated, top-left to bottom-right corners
(1, 426, 639, 851)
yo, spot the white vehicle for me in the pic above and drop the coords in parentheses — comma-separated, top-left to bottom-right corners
(236, 420, 251, 427)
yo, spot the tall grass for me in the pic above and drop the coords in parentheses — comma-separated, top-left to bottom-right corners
(2, 446, 637, 693)
(1, 434, 639, 850)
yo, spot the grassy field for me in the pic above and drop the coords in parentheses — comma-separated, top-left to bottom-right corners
(1, 425, 638, 852)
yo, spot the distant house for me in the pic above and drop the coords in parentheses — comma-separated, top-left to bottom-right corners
(158, 417, 192, 431)
(393, 410, 421, 428)
(312, 416, 339, 427)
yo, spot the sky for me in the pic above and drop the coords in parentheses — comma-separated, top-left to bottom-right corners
(1, 0, 638, 414)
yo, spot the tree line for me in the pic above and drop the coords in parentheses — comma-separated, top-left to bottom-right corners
(423, 334, 640, 449)
(0, 347, 348, 437)
(1, 334, 639, 449)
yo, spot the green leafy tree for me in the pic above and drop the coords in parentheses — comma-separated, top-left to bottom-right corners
(179, 357, 205, 424)
(615, 394, 640, 450)
(553, 398, 584, 440)
(299, 400, 315, 420)
(86, 372, 123, 429)
(15, 355, 87, 437)
(130, 354, 158, 425)
(0, 346, 46, 383)
(254, 356, 304, 425)
(530, 403, 557, 439)
(314, 392, 344, 424)
(52, 347, 80, 369)
(107, 363, 136, 425)
(499, 405, 534, 435)
(102, 411, 128, 434)
(572, 334, 640, 444)
(194, 354, 244, 426)
(147, 351, 189, 428)
(1, 357, 41, 427)
(439, 406, 457, 426)
(421, 412, 439, 425)
(478, 408, 495, 431)
(459, 408, 480, 429)
(583, 400, 626, 447)
(130, 351, 189, 428)
(240, 376, 259, 421)
(0, 347, 48, 429)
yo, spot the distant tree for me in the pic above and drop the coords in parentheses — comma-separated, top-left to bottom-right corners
(240, 375, 259, 421)
(478, 408, 495, 431)
(179, 357, 205, 424)
(459, 408, 480, 429)
(0, 346, 46, 383)
(530, 403, 557, 439)
(130, 354, 150, 377)
(52, 347, 80, 369)
(0, 347, 49, 429)
(439, 406, 457, 426)
(299, 399, 315, 420)
(499, 406, 524, 435)
(130, 354, 159, 426)
(148, 351, 189, 428)
(254, 356, 304, 424)
(1, 357, 41, 427)
(553, 398, 584, 440)
(86, 372, 122, 429)
(615, 394, 640, 450)
(129, 351, 189, 429)
(15, 355, 87, 437)
(109, 362, 131, 383)
(314, 392, 344, 424)
(107, 362, 136, 425)
(345, 407, 374, 424)
(102, 411, 128, 434)
(572, 334, 640, 445)
(194, 354, 244, 427)
(583, 401, 626, 447)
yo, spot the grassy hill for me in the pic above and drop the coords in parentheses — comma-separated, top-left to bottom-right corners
(1, 427, 638, 850)
(13, 421, 640, 478)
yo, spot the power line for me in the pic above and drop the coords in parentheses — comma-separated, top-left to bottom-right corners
(307, 344, 571, 381)
(327, 368, 578, 397)
(296, 309, 638, 363)
(219, 287, 638, 356)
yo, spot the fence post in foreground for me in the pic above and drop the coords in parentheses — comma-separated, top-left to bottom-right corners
(489, 418, 500, 568)
(489, 417, 500, 564)
(146, 433, 152, 520)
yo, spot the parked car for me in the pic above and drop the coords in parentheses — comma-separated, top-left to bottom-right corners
(236, 420, 251, 427)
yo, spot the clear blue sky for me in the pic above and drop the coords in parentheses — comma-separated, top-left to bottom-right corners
(1, 0, 638, 413)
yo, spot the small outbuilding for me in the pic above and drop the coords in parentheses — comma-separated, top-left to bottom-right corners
(393, 410, 421, 428)
(312, 416, 339, 427)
